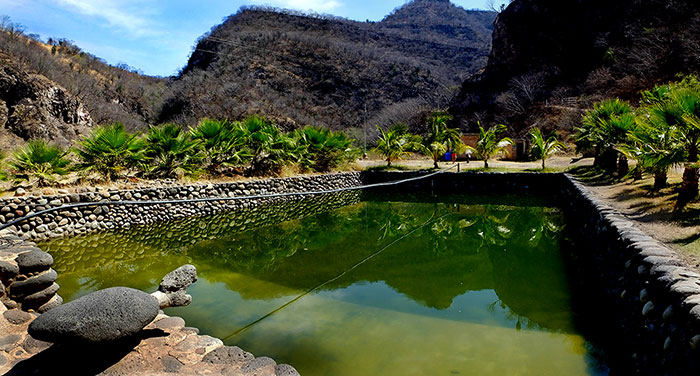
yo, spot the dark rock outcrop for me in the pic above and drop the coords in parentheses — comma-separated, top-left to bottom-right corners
(0, 52, 93, 146)
(450, 0, 700, 134)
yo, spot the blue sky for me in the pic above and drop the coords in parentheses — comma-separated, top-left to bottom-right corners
(1, 0, 508, 77)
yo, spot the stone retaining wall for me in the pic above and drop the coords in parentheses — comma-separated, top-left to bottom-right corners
(0, 172, 362, 241)
(560, 175, 700, 374)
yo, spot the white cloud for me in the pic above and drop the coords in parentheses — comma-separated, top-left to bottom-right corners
(250, 0, 343, 13)
(53, 0, 158, 37)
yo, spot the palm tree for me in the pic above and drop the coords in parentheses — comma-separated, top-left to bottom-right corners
(421, 141, 448, 169)
(421, 111, 465, 168)
(617, 120, 684, 189)
(672, 89, 700, 204)
(466, 124, 513, 168)
(74, 123, 146, 181)
(144, 124, 203, 178)
(294, 126, 355, 173)
(374, 125, 419, 167)
(576, 99, 633, 173)
(190, 118, 249, 174)
(641, 85, 700, 203)
(10, 140, 70, 186)
(529, 128, 566, 170)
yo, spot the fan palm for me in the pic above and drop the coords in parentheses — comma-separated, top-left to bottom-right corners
(190, 118, 249, 174)
(466, 124, 513, 169)
(617, 119, 684, 189)
(295, 126, 355, 172)
(74, 123, 146, 181)
(144, 124, 203, 178)
(529, 128, 566, 170)
(576, 99, 633, 172)
(10, 140, 70, 186)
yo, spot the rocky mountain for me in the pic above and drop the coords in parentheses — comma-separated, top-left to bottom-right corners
(0, 51, 93, 148)
(160, 1, 496, 133)
(450, 0, 700, 136)
(0, 26, 167, 140)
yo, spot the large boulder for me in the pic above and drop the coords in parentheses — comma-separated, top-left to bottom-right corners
(27, 287, 158, 344)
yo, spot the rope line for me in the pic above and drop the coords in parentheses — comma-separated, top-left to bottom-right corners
(0, 166, 457, 232)
(221, 210, 449, 340)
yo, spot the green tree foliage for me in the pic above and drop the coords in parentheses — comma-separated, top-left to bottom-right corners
(374, 124, 420, 167)
(420, 112, 465, 168)
(576, 99, 634, 174)
(190, 118, 250, 174)
(294, 126, 355, 173)
(529, 128, 566, 170)
(640, 81, 700, 203)
(9, 140, 70, 186)
(466, 124, 513, 169)
(143, 124, 203, 178)
(74, 123, 146, 181)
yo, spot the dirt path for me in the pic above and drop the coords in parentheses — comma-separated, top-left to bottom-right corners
(578, 167, 700, 270)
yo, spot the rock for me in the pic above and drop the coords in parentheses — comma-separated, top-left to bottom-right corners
(20, 336, 51, 354)
(161, 355, 183, 373)
(0, 334, 21, 351)
(159, 264, 197, 292)
(0, 260, 19, 277)
(28, 287, 159, 343)
(4, 309, 34, 325)
(152, 316, 185, 330)
(691, 335, 700, 350)
(152, 264, 197, 309)
(10, 269, 57, 297)
(14, 188, 26, 197)
(15, 250, 53, 272)
(202, 346, 254, 365)
(42, 188, 54, 195)
(37, 294, 63, 313)
(275, 364, 301, 376)
(22, 282, 60, 306)
(57, 189, 69, 195)
(241, 356, 276, 375)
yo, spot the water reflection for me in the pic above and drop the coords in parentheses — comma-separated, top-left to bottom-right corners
(39, 193, 604, 376)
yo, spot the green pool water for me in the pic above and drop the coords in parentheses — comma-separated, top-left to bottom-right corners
(39, 192, 608, 376)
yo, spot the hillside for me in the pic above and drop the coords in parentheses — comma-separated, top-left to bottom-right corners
(0, 51, 93, 148)
(450, 0, 700, 137)
(160, 1, 496, 133)
(0, 25, 167, 135)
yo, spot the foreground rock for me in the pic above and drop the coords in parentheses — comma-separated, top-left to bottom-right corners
(28, 287, 159, 344)
(2, 310, 300, 375)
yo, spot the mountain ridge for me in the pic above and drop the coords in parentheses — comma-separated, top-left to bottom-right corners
(161, 2, 496, 133)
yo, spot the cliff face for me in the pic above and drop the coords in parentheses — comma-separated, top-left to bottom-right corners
(161, 2, 496, 131)
(451, 0, 700, 134)
(0, 52, 93, 148)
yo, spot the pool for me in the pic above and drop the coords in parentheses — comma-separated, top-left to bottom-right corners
(39, 192, 609, 375)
